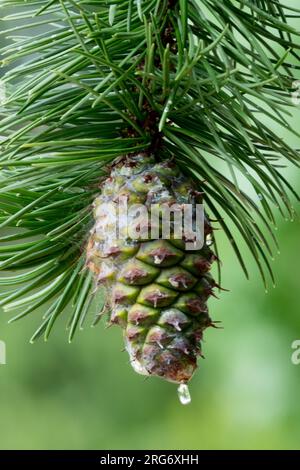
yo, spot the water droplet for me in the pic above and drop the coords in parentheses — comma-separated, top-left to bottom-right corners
(206, 234, 213, 246)
(177, 383, 191, 405)
(109, 4, 117, 26)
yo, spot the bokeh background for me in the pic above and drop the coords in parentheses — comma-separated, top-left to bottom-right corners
(0, 1, 300, 450)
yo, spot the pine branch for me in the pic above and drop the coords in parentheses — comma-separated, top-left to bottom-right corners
(0, 0, 299, 339)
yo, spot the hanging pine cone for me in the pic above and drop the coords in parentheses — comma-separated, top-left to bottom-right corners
(87, 154, 217, 383)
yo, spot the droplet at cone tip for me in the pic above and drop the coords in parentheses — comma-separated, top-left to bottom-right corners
(177, 383, 191, 405)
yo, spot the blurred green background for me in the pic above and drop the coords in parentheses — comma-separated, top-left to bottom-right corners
(0, 2, 300, 451)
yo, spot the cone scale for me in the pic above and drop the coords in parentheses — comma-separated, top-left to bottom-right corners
(87, 154, 217, 384)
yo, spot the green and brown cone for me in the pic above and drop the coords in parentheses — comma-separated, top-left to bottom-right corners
(87, 154, 217, 383)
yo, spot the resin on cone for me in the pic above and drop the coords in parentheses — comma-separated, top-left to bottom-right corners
(87, 154, 216, 383)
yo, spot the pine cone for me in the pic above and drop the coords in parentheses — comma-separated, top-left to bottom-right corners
(87, 155, 216, 383)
